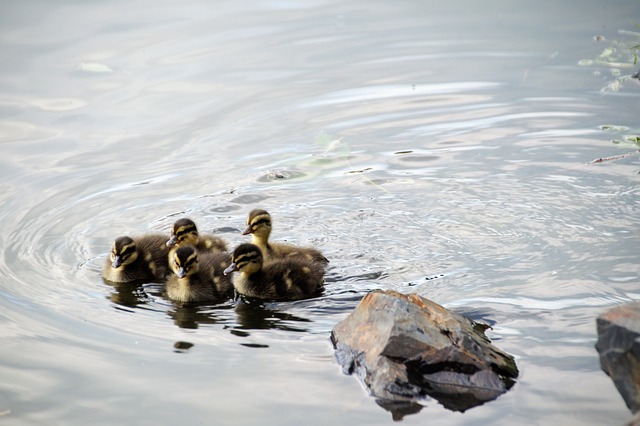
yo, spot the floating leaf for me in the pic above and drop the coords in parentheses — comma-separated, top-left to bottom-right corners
(600, 124, 629, 132)
(626, 135, 640, 144)
(599, 47, 617, 58)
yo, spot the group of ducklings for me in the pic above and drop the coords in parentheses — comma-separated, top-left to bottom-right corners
(101, 209, 329, 304)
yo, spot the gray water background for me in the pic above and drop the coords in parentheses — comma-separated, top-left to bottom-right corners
(1, 1, 639, 424)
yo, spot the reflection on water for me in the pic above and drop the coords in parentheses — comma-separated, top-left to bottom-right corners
(1, 0, 639, 424)
(167, 303, 231, 329)
(232, 299, 313, 333)
(105, 280, 153, 310)
(106, 275, 316, 333)
(173, 341, 194, 353)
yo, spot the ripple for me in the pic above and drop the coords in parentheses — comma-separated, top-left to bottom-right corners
(0, 120, 57, 143)
(28, 97, 88, 111)
(299, 82, 501, 108)
(256, 169, 308, 182)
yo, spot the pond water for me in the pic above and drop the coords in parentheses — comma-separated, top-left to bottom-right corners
(1, 0, 639, 424)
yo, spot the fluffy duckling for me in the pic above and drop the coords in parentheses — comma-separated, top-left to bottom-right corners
(102, 234, 171, 283)
(166, 245, 233, 303)
(166, 218, 228, 254)
(223, 243, 324, 301)
(242, 209, 328, 266)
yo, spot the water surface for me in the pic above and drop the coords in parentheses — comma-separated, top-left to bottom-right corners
(1, 1, 639, 424)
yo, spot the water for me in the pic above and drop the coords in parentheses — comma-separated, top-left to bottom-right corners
(1, 0, 639, 424)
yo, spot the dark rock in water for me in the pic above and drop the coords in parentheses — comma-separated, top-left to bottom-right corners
(596, 301, 640, 413)
(628, 411, 640, 426)
(331, 290, 518, 418)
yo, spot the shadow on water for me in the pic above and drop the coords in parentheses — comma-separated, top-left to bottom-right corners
(375, 399, 424, 422)
(167, 303, 233, 329)
(103, 277, 318, 334)
(104, 279, 154, 311)
(229, 298, 313, 334)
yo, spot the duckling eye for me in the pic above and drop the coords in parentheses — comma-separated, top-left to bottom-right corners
(250, 219, 270, 231)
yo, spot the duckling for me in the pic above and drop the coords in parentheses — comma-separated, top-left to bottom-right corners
(166, 245, 233, 303)
(223, 243, 324, 301)
(242, 209, 328, 266)
(166, 218, 228, 254)
(102, 234, 171, 283)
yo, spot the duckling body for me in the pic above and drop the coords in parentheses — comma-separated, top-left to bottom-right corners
(243, 209, 328, 266)
(166, 218, 227, 254)
(224, 243, 324, 301)
(166, 245, 233, 303)
(102, 234, 171, 283)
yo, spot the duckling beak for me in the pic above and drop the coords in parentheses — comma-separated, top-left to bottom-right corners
(166, 235, 178, 247)
(241, 226, 253, 235)
(223, 263, 237, 275)
(176, 267, 187, 279)
(112, 257, 123, 269)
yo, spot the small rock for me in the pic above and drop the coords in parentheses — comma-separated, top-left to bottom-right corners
(331, 290, 518, 417)
(596, 301, 640, 413)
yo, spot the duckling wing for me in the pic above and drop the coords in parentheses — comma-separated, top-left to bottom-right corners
(199, 252, 233, 297)
(265, 260, 324, 299)
(270, 242, 328, 266)
(198, 234, 228, 253)
(136, 234, 172, 279)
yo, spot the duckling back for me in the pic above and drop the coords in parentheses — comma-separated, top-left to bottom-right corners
(242, 209, 328, 266)
(226, 243, 324, 301)
(102, 234, 170, 283)
(266, 241, 329, 266)
(261, 257, 325, 299)
(166, 245, 233, 303)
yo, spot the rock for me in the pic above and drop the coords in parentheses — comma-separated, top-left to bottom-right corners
(595, 301, 640, 413)
(331, 290, 518, 417)
(628, 411, 640, 426)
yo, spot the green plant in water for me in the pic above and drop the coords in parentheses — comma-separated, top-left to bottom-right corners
(600, 125, 640, 147)
(579, 25, 640, 91)
(591, 125, 640, 171)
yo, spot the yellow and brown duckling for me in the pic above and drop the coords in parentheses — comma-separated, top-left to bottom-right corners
(166, 245, 233, 304)
(102, 234, 171, 283)
(242, 209, 328, 266)
(166, 218, 228, 254)
(223, 243, 324, 301)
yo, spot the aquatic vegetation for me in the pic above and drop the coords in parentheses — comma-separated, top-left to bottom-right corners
(579, 26, 640, 92)
(599, 125, 640, 148)
(589, 125, 640, 168)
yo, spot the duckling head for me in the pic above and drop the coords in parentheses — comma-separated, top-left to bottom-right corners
(223, 243, 263, 275)
(242, 209, 272, 239)
(166, 218, 199, 247)
(110, 236, 138, 269)
(170, 245, 199, 279)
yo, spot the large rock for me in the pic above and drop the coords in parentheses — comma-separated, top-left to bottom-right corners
(331, 290, 518, 417)
(596, 301, 640, 413)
